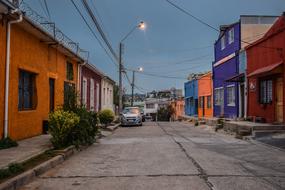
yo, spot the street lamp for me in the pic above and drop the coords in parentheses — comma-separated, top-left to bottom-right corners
(119, 21, 145, 113)
(131, 67, 143, 106)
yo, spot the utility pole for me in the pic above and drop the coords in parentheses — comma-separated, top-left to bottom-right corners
(131, 70, 135, 106)
(119, 42, 123, 113)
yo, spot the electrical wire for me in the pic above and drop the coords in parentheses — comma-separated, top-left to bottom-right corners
(70, 0, 118, 67)
(81, 0, 119, 61)
(43, 0, 51, 21)
(165, 0, 281, 50)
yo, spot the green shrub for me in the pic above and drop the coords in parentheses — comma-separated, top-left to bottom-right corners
(0, 137, 18, 150)
(48, 109, 80, 149)
(157, 105, 174, 121)
(98, 109, 115, 126)
(8, 163, 24, 173)
(70, 107, 99, 147)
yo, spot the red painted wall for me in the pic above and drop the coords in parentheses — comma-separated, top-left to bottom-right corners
(81, 65, 102, 111)
(246, 15, 285, 123)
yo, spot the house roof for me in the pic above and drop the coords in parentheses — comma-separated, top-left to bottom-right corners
(247, 61, 283, 77)
(245, 13, 285, 49)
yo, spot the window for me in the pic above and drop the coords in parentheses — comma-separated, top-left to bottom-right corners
(146, 103, 155, 109)
(227, 85, 235, 106)
(82, 78, 87, 106)
(96, 83, 100, 111)
(214, 88, 223, 106)
(64, 82, 75, 107)
(207, 95, 211, 108)
(199, 97, 204, 108)
(221, 35, 226, 50)
(260, 80, 272, 104)
(18, 70, 37, 110)
(66, 62, 74, 81)
(228, 28, 234, 44)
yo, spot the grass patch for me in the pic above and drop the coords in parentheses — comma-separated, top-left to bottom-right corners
(0, 150, 56, 183)
(0, 137, 18, 150)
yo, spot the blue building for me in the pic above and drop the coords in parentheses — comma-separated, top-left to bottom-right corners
(184, 79, 198, 116)
(212, 15, 276, 119)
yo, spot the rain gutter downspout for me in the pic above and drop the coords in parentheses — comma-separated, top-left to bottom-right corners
(78, 60, 87, 105)
(4, 10, 23, 138)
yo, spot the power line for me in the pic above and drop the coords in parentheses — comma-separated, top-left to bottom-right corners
(165, 0, 280, 50)
(70, 0, 118, 67)
(81, 0, 119, 61)
(43, 0, 51, 21)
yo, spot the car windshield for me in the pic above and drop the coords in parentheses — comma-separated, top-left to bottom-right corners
(123, 108, 140, 114)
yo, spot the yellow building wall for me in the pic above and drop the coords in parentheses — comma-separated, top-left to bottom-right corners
(0, 19, 7, 139)
(7, 23, 78, 140)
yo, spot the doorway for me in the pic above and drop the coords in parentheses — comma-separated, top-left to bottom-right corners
(276, 77, 283, 123)
(49, 78, 55, 112)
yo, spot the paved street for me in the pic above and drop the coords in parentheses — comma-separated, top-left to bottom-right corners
(21, 122, 285, 190)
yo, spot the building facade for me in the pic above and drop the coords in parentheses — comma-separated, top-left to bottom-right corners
(0, 4, 85, 140)
(246, 13, 285, 123)
(184, 80, 198, 116)
(198, 72, 213, 118)
(81, 64, 102, 112)
(213, 16, 276, 119)
(0, 0, 18, 139)
(171, 98, 185, 121)
(101, 76, 115, 112)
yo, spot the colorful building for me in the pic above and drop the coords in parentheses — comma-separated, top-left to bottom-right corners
(81, 63, 103, 112)
(198, 72, 213, 118)
(101, 76, 115, 112)
(213, 16, 276, 119)
(184, 79, 198, 116)
(171, 98, 185, 121)
(246, 13, 285, 123)
(1, 3, 86, 140)
(0, 0, 18, 139)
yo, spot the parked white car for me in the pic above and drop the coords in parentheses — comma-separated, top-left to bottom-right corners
(121, 107, 143, 126)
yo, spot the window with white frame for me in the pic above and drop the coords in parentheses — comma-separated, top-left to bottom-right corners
(228, 28, 234, 44)
(146, 103, 155, 109)
(214, 88, 223, 106)
(82, 78, 87, 106)
(260, 80, 272, 104)
(227, 85, 235, 106)
(221, 35, 226, 50)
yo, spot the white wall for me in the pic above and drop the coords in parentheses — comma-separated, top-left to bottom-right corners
(101, 78, 114, 111)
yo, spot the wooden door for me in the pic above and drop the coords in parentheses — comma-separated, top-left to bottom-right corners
(276, 78, 283, 123)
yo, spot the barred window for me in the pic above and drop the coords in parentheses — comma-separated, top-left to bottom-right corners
(260, 80, 272, 104)
(227, 85, 235, 106)
(207, 95, 211, 108)
(66, 62, 74, 81)
(214, 88, 223, 106)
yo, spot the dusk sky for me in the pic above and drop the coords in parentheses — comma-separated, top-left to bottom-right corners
(24, 0, 285, 93)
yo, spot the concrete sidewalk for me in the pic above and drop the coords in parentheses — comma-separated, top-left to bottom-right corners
(0, 135, 52, 169)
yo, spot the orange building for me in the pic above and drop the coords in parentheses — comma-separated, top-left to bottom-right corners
(198, 72, 213, 118)
(1, 6, 85, 140)
(171, 98, 185, 121)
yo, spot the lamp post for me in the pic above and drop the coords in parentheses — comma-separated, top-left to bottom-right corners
(119, 21, 145, 113)
(131, 67, 143, 106)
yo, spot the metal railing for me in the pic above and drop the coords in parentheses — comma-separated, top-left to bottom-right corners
(20, 2, 89, 61)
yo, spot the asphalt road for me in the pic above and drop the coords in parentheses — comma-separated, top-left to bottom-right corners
(21, 122, 285, 190)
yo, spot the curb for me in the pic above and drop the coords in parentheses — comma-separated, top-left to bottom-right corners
(0, 145, 82, 190)
(105, 123, 120, 131)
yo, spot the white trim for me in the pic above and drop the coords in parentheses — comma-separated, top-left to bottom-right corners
(82, 77, 87, 106)
(226, 84, 235, 88)
(214, 87, 224, 90)
(214, 52, 236, 67)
